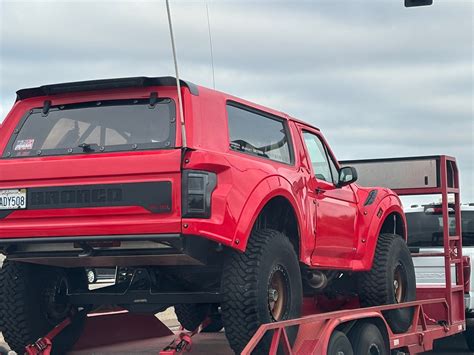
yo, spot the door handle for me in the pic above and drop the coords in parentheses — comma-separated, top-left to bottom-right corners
(316, 187, 326, 194)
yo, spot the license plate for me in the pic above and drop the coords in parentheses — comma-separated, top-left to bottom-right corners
(0, 189, 27, 210)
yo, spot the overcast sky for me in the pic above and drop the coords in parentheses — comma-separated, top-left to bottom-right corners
(0, 0, 472, 203)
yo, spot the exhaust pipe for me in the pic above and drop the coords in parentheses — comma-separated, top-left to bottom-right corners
(306, 271, 328, 290)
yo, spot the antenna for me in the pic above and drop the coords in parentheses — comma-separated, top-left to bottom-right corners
(165, 0, 187, 148)
(206, 3, 216, 89)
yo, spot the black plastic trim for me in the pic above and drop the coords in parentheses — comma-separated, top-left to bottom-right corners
(16, 76, 199, 100)
(0, 234, 182, 245)
(364, 189, 378, 206)
(0, 211, 13, 219)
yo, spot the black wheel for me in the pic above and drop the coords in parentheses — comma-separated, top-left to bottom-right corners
(86, 268, 97, 284)
(328, 330, 354, 355)
(358, 234, 416, 333)
(221, 229, 302, 354)
(174, 303, 223, 332)
(464, 324, 474, 351)
(0, 260, 87, 355)
(348, 322, 389, 355)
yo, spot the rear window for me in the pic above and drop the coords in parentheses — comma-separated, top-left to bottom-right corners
(226, 103, 293, 165)
(407, 210, 474, 247)
(3, 98, 176, 158)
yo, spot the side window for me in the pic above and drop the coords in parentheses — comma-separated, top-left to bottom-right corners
(227, 103, 292, 164)
(303, 132, 333, 183)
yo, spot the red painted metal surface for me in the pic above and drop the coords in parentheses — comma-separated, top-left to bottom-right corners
(0, 82, 404, 272)
(242, 299, 465, 354)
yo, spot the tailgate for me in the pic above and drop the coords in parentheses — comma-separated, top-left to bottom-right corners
(0, 95, 182, 239)
(0, 149, 183, 239)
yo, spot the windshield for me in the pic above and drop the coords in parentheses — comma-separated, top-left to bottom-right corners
(3, 98, 176, 158)
(407, 210, 474, 247)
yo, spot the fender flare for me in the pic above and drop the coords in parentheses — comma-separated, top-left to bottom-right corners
(231, 175, 307, 261)
(358, 194, 406, 270)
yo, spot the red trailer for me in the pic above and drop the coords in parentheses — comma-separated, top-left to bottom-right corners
(19, 155, 466, 355)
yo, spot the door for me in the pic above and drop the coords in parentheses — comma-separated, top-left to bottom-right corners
(301, 130, 358, 267)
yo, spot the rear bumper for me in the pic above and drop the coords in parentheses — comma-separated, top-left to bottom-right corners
(0, 233, 216, 268)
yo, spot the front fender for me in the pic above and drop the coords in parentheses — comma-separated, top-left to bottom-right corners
(353, 193, 406, 271)
(232, 175, 310, 263)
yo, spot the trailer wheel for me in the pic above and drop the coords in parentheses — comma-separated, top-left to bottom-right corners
(0, 260, 87, 355)
(174, 304, 223, 332)
(328, 330, 354, 355)
(221, 229, 302, 354)
(348, 322, 389, 355)
(358, 234, 416, 333)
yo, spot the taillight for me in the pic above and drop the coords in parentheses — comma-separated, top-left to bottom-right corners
(182, 170, 217, 218)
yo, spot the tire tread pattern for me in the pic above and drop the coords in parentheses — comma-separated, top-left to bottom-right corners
(221, 229, 298, 354)
(0, 260, 35, 352)
(358, 233, 397, 307)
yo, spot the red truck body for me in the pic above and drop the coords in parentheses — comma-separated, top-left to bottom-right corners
(0, 77, 412, 354)
(0, 77, 404, 272)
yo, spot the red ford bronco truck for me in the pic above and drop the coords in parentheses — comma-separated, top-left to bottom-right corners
(0, 77, 415, 354)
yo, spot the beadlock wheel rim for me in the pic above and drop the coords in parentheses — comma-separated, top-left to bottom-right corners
(268, 265, 289, 321)
(393, 262, 407, 303)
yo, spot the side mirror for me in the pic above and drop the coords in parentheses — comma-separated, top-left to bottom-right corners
(338, 166, 358, 187)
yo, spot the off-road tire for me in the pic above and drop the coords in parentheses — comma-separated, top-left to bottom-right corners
(174, 303, 223, 332)
(348, 322, 389, 355)
(221, 229, 302, 354)
(358, 233, 416, 333)
(0, 260, 87, 355)
(327, 330, 353, 355)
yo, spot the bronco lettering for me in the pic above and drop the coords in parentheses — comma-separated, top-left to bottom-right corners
(30, 188, 122, 206)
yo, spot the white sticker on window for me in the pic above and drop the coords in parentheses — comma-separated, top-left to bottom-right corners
(14, 139, 35, 151)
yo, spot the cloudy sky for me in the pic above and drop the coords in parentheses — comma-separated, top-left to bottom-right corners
(0, 0, 472, 203)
